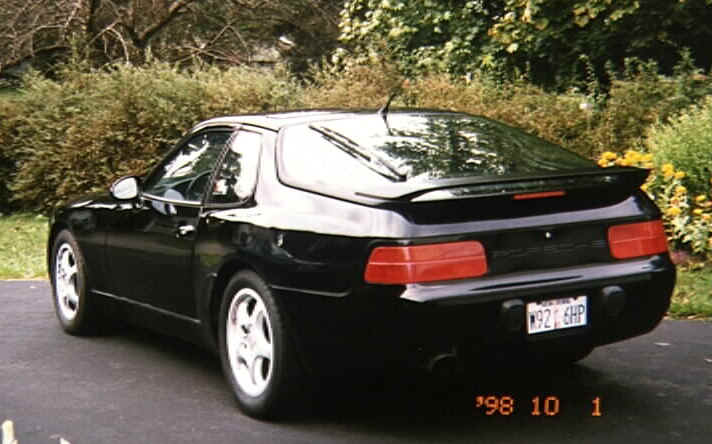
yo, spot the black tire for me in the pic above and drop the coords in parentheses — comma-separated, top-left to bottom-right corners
(218, 270, 305, 419)
(50, 230, 99, 335)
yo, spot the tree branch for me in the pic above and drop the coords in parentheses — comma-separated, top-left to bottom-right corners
(135, 0, 195, 48)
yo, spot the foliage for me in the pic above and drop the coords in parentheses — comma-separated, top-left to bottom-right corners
(337, 0, 712, 88)
(646, 96, 712, 198)
(0, 213, 48, 279)
(669, 265, 712, 319)
(0, 61, 303, 212)
(310, 60, 712, 158)
(0, 0, 340, 77)
(598, 151, 712, 260)
(2, 58, 712, 213)
(337, 0, 496, 76)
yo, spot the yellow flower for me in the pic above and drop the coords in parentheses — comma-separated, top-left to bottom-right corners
(703, 214, 711, 221)
(662, 163, 675, 174)
(625, 151, 641, 163)
(674, 171, 686, 179)
(666, 207, 682, 217)
(597, 158, 609, 168)
(696, 195, 707, 203)
(619, 159, 631, 167)
(640, 184, 649, 192)
(693, 208, 704, 216)
(642, 153, 653, 162)
(675, 185, 687, 195)
(601, 151, 617, 160)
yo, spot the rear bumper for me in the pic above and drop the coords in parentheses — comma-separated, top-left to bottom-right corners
(400, 254, 674, 348)
(276, 255, 675, 373)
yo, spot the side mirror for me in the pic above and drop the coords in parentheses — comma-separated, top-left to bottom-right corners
(110, 176, 140, 200)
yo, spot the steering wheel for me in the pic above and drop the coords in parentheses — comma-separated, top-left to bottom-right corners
(185, 171, 213, 202)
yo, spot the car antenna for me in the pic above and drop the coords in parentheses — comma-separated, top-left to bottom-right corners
(378, 89, 400, 135)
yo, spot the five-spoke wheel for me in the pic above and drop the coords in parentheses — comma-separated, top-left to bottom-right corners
(55, 243, 80, 321)
(226, 288, 274, 397)
(51, 230, 97, 334)
(218, 271, 304, 419)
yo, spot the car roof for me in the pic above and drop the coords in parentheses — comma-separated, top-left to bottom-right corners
(189, 109, 460, 133)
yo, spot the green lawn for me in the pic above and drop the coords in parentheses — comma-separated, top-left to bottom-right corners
(0, 213, 48, 279)
(669, 265, 712, 319)
(0, 87, 20, 98)
(0, 213, 710, 318)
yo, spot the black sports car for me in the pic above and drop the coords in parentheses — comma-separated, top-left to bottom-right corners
(48, 109, 675, 418)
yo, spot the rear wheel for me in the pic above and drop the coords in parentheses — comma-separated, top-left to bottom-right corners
(50, 230, 98, 335)
(218, 270, 305, 419)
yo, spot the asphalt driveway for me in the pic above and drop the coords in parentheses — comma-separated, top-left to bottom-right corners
(1, 280, 711, 444)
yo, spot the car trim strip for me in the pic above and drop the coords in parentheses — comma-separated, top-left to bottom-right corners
(269, 284, 350, 298)
(139, 193, 203, 207)
(92, 290, 202, 324)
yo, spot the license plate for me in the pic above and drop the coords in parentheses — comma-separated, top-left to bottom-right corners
(527, 296, 587, 335)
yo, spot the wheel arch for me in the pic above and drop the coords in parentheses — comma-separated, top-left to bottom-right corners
(208, 258, 260, 346)
(47, 222, 71, 279)
(205, 257, 314, 377)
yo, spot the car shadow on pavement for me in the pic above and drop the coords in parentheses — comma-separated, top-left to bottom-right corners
(105, 324, 680, 442)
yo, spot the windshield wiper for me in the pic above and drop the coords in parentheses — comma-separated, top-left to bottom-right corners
(309, 125, 407, 182)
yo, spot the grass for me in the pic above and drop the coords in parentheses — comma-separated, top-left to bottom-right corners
(0, 87, 20, 98)
(0, 213, 709, 318)
(668, 265, 712, 319)
(0, 213, 48, 279)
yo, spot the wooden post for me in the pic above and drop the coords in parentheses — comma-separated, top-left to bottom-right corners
(2, 420, 18, 444)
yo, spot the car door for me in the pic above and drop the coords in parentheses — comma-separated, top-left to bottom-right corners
(106, 128, 234, 318)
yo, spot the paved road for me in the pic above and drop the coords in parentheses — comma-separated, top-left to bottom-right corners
(1, 281, 711, 444)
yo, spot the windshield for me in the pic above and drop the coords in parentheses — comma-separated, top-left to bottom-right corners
(280, 112, 594, 192)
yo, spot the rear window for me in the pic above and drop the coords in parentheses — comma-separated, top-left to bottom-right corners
(280, 112, 593, 192)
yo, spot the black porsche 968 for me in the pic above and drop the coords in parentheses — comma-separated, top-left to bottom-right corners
(48, 109, 675, 418)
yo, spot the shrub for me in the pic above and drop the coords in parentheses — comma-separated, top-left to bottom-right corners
(598, 150, 712, 261)
(647, 96, 712, 198)
(2, 58, 711, 214)
(2, 62, 303, 212)
(306, 64, 598, 157)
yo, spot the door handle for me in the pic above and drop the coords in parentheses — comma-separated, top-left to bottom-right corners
(175, 224, 196, 237)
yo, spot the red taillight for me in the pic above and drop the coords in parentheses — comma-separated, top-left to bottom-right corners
(608, 220, 668, 259)
(364, 241, 488, 284)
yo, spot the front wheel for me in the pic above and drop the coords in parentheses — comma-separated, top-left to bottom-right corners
(50, 230, 98, 335)
(218, 271, 305, 419)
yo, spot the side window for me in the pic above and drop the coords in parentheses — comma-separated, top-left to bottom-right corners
(143, 131, 231, 203)
(208, 130, 262, 204)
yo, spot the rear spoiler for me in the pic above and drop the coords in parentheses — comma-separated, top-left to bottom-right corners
(355, 167, 649, 202)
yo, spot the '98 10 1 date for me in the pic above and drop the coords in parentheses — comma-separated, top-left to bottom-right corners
(475, 395, 603, 417)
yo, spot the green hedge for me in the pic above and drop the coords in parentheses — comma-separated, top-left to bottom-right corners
(648, 96, 712, 197)
(0, 63, 303, 212)
(1, 60, 711, 213)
